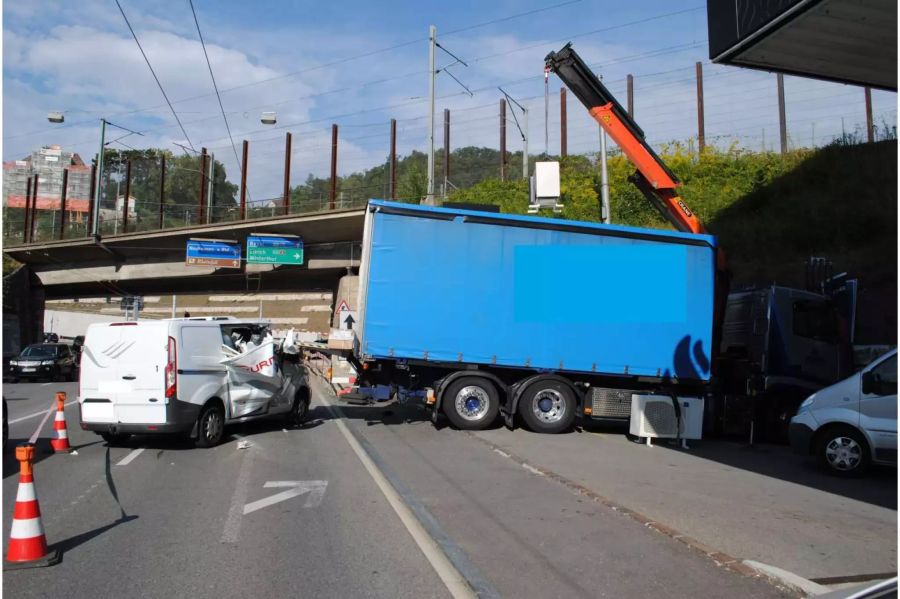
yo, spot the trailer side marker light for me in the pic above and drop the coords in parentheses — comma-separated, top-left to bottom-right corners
(583, 406, 593, 415)
(425, 388, 436, 405)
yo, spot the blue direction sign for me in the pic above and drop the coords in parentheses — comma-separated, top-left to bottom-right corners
(247, 234, 304, 265)
(186, 238, 242, 268)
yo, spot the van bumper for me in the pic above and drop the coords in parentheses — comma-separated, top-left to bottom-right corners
(79, 397, 201, 435)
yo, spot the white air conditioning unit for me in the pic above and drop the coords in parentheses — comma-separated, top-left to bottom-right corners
(630, 394, 705, 446)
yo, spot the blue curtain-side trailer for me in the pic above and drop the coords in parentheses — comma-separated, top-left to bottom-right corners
(351, 200, 716, 433)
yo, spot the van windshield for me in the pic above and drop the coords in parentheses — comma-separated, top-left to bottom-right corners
(20, 345, 58, 358)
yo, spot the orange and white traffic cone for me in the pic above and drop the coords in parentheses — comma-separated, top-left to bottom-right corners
(49, 392, 71, 453)
(4, 443, 60, 569)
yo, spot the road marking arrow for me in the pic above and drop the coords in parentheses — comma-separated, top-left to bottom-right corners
(243, 480, 328, 514)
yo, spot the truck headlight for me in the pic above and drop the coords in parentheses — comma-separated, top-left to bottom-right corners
(799, 394, 816, 410)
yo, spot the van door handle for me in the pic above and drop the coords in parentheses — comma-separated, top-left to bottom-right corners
(122, 375, 136, 380)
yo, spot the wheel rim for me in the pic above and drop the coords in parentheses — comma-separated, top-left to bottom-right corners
(455, 386, 489, 421)
(203, 410, 222, 442)
(531, 389, 566, 423)
(825, 436, 862, 471)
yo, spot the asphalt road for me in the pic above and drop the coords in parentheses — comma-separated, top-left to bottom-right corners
(3, 378, 792, 598)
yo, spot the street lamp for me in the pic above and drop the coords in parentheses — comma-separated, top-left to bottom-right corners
(47, 112, 65, 124)
(260, 111, 277, 125)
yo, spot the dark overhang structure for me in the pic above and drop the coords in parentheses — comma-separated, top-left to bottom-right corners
(708, 0, 897, 91)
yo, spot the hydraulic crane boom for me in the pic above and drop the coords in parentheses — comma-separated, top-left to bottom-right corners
(545, 43, 706, 235)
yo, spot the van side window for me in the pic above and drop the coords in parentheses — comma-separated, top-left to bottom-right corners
(792, 300, 839, 343)
(870, 355, 897, 396)
(181, 326, 228, 363)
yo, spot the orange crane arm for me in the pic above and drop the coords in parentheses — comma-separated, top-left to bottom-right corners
(545, 44, 706, 235)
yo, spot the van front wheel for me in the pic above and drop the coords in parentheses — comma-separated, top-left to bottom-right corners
(196, 403, 225, 448)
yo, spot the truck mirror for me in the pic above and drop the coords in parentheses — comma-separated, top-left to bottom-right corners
(861, 371, 876, 395)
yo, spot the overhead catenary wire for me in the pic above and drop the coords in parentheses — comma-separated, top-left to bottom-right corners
(114, 0, 195, 152)
(188, 0, 244, 187)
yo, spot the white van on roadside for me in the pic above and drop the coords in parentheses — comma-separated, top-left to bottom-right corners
(78, 317, 310, 447)
(790, 349, 897, 476)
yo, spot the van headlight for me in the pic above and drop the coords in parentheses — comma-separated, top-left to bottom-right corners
(799, 394, 816, 410)
(41, 360, 55, 366)
(9, 360, 17, 366)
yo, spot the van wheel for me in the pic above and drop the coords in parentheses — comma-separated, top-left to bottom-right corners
(816, 425, 870, 477)
(196, 404, 225, 448)
(286, 388, 310, 427)
(518, 380, 576, 434)
(442, 377, 500, 430)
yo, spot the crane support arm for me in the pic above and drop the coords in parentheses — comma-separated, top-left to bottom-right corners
(545, 43, 706, 235)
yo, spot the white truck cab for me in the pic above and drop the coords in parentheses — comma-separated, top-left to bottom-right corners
(790, 349, 897, 475)
(78, 317, 310, 447)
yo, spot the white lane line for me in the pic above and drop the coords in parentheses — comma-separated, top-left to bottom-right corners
(10, 400, 78, 424)
(522, 463, 544, 477)
(220, 450, 254, 543)
(116, 448, 145, 466)
(316, 386, 476, 599)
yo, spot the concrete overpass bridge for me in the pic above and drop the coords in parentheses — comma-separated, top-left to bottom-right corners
(4, 206, 366, 301)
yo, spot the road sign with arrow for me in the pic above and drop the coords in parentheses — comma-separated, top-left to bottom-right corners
(246, 233, 303, 266)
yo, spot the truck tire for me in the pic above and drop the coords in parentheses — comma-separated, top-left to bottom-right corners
(442, 377, 500, 430)
(518, 380, 576, 434)
(816, 425, 870, 477)
(195, 403, 225, 448)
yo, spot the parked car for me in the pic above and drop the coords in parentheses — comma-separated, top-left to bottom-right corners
(8, 343, 78, 382)
(790, 349, 897, 476)
(43, 332, 59, 343)
(78, 318, 310, 447)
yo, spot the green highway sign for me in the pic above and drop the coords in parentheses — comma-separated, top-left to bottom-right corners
(246, 234, 303, 265)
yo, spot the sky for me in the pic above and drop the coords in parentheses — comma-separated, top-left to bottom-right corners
(2, 0, 897, 202)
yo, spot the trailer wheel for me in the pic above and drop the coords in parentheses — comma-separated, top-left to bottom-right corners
(519, 380, 576, 434)
(442, 377, 500, 430)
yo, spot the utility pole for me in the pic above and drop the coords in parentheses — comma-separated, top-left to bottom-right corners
(92, 118, 107, 237)
(158, 153, 166, 229)
(283, 132, 292, 215)
(443, 109, 450, 198)
(239, 140, 248, 219)
(426, 24, 437, 205)
(543, 66, 550, 156)
(777, 73, 787, 155)
(560, 88, 567, 157)
(864, 87, 874, 143)
(522, 107, 529, 180)
(500, 99, 507, 181)
(389, 119, 397, 200)
(330, 124, 338, 210)
(59, 168, 69, 240)
(599, 126, 610, 224)
(206, 151, 215, 224)
(696, 62, 705, 152)
(626, 75, 634, 118)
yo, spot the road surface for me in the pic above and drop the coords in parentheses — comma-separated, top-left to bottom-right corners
(3, 378, 791, 598)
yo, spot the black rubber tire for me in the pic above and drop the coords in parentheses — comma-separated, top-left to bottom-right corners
(286, 387, 311, 427)
(101, 432, 131, 446)
(518, 380, 577, 434)
(195, 403, 225, 448)
(816, 425, 870, 477)
(441, 377, 500, 430)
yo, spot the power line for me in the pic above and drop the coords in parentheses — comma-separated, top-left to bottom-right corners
(114, 0, 196, 152)
(188, 0, 243, 179)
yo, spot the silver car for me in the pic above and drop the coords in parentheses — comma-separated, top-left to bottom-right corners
(790, 349, 897, 476)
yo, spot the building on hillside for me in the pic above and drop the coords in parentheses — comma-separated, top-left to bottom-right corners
(3, 145, 93, 221)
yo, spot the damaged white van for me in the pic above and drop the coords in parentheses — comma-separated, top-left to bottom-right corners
(78, 317, 310, 447)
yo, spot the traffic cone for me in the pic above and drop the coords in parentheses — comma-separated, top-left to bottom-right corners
(49, 392, 71, 453)
(4, 443, 60, 569)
